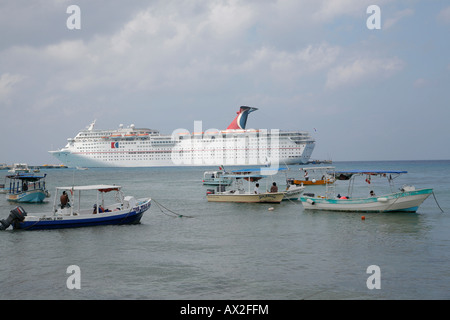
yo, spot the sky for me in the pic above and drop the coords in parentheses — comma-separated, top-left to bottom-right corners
(1, 0, 449, 165)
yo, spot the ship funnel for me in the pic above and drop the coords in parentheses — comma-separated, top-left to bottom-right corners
(226, 106, 258, 130)
(0, 206, 27, 230)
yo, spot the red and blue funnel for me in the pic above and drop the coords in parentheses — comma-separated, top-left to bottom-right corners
(226, 106, 258, 130)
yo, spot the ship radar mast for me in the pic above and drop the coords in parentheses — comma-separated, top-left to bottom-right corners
(87, 120, 96, 131)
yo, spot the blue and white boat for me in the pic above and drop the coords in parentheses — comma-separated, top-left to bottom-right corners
(0, 185, 151, 231)
(6, 174, 50, 203)
(300, 170, 433, 213)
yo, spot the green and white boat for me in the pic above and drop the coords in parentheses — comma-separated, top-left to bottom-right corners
(299, 170, 433, 213)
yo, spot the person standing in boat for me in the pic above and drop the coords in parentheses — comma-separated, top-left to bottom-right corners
(254, 183, 260, 194)
(304, 170, 309, 181)
(60, 191, 70, 209)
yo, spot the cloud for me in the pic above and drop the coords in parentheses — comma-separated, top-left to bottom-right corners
(312, 0, 393, 22)
(326, 57, 405, 89)
(0, 1, 411, 105)
(0, 73, 25, 102)
(1, 2, 346, 101)
(384, 8, 414, 30)
(437, 6, 450, 24)
(413, 78, 428, 88)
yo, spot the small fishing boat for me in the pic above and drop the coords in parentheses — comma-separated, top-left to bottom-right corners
(283, 184, 306, 200)
(206, 186, 285, 203)
(202, 166, 233, 186)
(299, 170, 433, 213)
(287, 166, 336, 186)
(0, 185, 151, 231)
(233, 167, 305, 201)
(6, 174, 50, 203)
(206, 167, 304, 203)
(8, 163, 30, 173)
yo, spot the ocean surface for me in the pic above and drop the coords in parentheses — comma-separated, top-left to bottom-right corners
(0, 160, 449, 300)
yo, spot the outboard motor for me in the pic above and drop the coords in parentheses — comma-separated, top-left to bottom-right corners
(0, 206, 27, 230)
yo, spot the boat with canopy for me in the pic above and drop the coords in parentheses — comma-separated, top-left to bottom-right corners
(0, 184, 151, 230)
(287, 166, 336, 186)
(206, 167, 304, 203)
(299, 170, 433, 213)
(5, 173, 50, 203)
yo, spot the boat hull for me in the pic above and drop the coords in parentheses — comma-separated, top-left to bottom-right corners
(207, 192, 284, 203)
(282, 186, 305, 201)
(299, 188, 433, 213)
(7, 190, 47, 203)
(290, 179, 335, 186)
(13, 199, 151, 230)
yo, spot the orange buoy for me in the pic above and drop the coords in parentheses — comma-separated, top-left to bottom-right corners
(361, 216, 365, 220)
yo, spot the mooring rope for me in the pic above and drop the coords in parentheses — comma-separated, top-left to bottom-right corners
(432, 191, 444, 213)
(152, 199, 194, 218)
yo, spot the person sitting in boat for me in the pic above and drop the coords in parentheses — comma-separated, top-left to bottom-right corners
(93, 204, 110, 214)
(60, 191, 70, 209)
(370, 190, 376, 197)
(93, 204, 103, 214)
(270, 182, 278, 192)
(254, 183, 260, 194)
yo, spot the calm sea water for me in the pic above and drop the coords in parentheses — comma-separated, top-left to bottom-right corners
(0, 160, 449, 300)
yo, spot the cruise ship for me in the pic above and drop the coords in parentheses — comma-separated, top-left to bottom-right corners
(49, 107, 315, 168)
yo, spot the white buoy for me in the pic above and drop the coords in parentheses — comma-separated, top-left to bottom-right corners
(268, 207, 274, 211)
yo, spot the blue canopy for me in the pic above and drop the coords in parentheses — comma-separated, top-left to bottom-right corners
(333, 170, 407, 180)
(6, 174, 47, 180)
(232, 167, 287, 173)
(334, 170, 407, 174)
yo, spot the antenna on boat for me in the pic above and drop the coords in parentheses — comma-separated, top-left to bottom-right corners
(72, 167, 75, 189)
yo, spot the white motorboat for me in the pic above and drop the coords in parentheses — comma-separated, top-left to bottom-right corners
(202, 166, 233, 186)
(8, 163, 30, 173)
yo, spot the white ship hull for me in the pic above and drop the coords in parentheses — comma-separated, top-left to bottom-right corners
(50, 138, 315, 168)
(49, 107, 315, 168)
